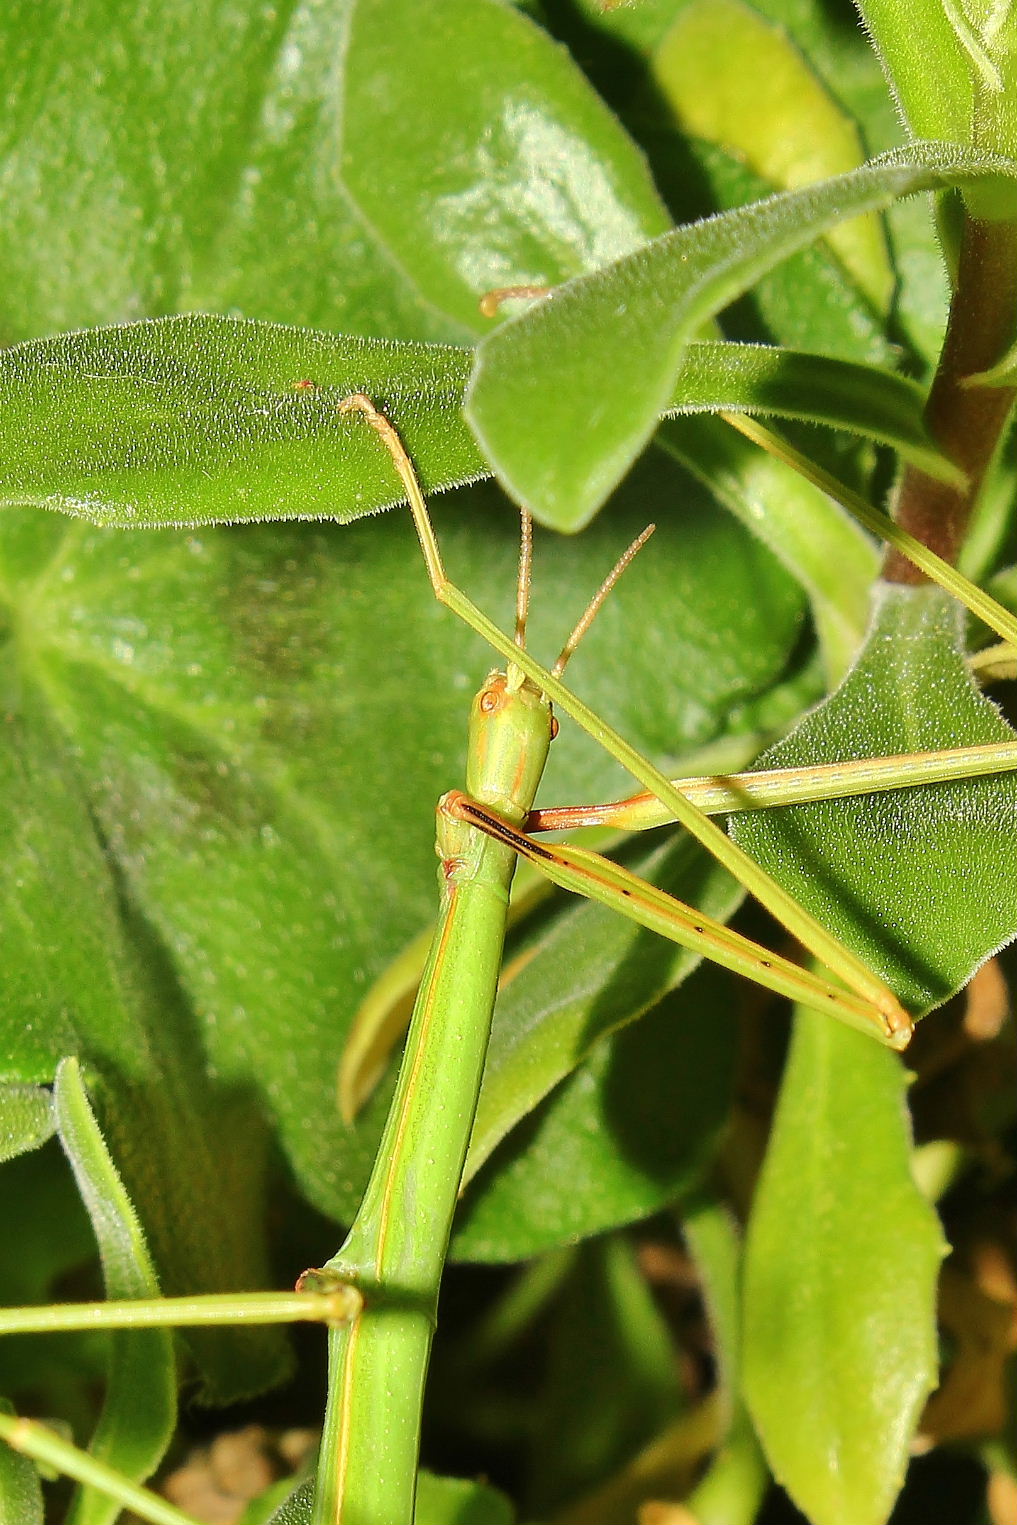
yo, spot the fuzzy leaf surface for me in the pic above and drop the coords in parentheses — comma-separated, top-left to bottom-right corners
(733, 586, 1017, 1015)
(467, 143, 1016, 529)
(0, 322, 952, 529)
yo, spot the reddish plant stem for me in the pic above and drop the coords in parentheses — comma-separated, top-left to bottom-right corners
(885, 217, 1017, 583)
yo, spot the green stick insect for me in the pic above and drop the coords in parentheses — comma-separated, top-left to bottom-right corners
(308, 397, 1017, 1525)
(0, 397, 1016, 1525)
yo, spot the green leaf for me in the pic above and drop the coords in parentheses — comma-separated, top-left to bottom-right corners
(266, 1479, 314, 1525)
(0, 319, 480, 529)
(0, 440, 806, 1233)
(0, 1146, 105, 1425)
(743, 1014, 944, 1525)
(667, 343, 958, 483)
(414, 1470, 515, 1525)
(463, 837, 742, 1187)
(0, 320, 955, 531)
(520, 1236, 682, 1512)
(856, 0, 974, 143)
(0, 1402, 44, 1525)
(653, 0, 893, 308)
(341, 0, 670, 331)
(261, 1471, 515, 1525)
(0, 601, 286, 1402)
(732, 585, 1017, 1015)
(681, 1195, 767, 1525)
(454, 962, 737, 1261)
(466, 143, 1017, 530)
(53, 1058, 175, 1525)
(0, 0, 461, 345)
(0, 1087, 54, 1165)
(859, 0, 1017, 209)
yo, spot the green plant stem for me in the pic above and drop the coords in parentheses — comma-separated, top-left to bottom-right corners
(886, 215, 1017, 581)
(0, 1413, 195, 1525)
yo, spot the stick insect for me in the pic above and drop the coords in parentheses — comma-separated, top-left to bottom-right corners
(0, 397, 1015, 1525)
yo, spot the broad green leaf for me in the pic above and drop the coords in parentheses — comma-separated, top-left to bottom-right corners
(466, 143, 1017, 530)
(454, 963, 737, 1261)
(732, 586, 1017, 1014)
(0, 617, 285, 1402)
(0, 320, 480, 529)
(0, 447, 807, 1233)
(340, 0, 671, 332)
(53, 1059, 174, 1525)
(0, 1402, 44, 1525)
(0, 1087, 54, 1165)
(743, 1014, 944, 1525)
(653, 0, 893, 308)
(0, 0, 460, 345)
(0, 320, 956, 530)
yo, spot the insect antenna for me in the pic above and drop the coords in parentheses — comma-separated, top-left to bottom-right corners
(552, 524, 655, 679)
(514, 510, 534, 652)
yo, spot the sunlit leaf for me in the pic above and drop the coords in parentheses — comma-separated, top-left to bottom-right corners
(653, 0, 893, 307)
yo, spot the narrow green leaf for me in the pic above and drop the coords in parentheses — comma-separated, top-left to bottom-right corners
(466, 143, 1017, 530)
(732, 586, 1017, 1014)
(0, 1087, 54, 1165)
(53, 1058, 175, 1525)
(0, 319, 480, 529)
(0, 1402, 44, 1525)
(266, 1480, 314, 1525)
(681, 1196, 767, 1525)
(341, 0, 670, 331)
(667, 342, 959, 484)
(0, 320, 955, 531)
(743, 1015, 944, 1525)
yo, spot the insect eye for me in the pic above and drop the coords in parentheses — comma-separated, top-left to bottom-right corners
(479, 689, 499, 714)
(549, 716, 559, 740)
